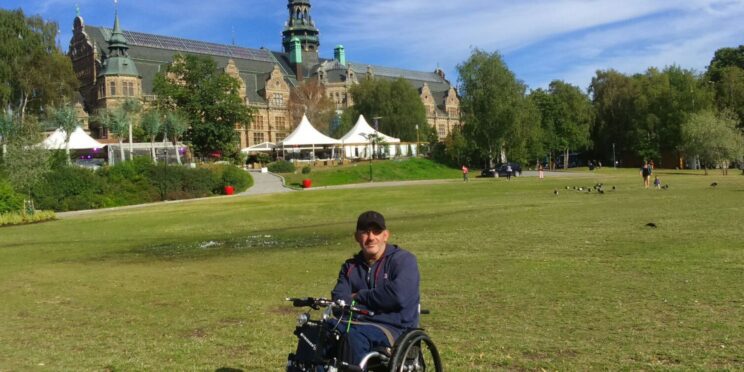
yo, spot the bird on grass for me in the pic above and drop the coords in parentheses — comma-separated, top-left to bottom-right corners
(598, 189, 605, 194)
(554, 189, 559, 196)
(612, 186, 616, 191)
(661, 184, 669, 190)
(646, 222, 657, 228)
(710, 182, 718, 187)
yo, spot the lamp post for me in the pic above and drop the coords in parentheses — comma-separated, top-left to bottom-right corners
(415, 124, 419, 157)
(372, 116, 382, 159)
(612, 143, 616, 168)
(361, 133, 373, 182)
(157, 147, 168, 200)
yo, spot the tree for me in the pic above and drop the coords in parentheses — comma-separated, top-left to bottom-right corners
(140, 109, 162, 163)
(153, 54, 254, 160)
(457, 49, 533, 166)
(681, 110, 744, 175)
(0, 9, 78, 123)
(3, 118, 50, 205)
(288, 79, 336, 135)
(706, 46, 744, 128)
(346, 78, 428, 142)
(45, 104, 80, 165)
(547, 81, 593, 169)
(713, 66, 744, 127)
(121, 98, 143, 160)
(94, 107, 128, 164)
(589, 69, 640, 165)
(0, 109, 13, 158)
(163, 111, 189, 165)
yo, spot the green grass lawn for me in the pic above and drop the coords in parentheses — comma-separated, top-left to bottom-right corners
(0, 171, 742, 370)
(280, 157, 462, 187)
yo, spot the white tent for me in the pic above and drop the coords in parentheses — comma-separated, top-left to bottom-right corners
(41, 126, 103, 150)
(279, 114, 339, 160)
(340, 115, 400, 144)
(279, 114, 340, 146)
(241, 142, 276, 153)
(340, 115, 404, 159)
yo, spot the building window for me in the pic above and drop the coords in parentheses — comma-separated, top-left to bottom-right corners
(125, 81, 135, 96)
(109, 81, 117, 97)
(275, 133, 286, 142)
(438, 124, 446, 138)
(275, 116, 285, 130)
(448, 108, 458, 117)
(253, 132, 265, 144)
(272, 93, 284, 106)
(254, 116, 264, 130)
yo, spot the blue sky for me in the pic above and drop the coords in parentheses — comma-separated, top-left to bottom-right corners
(4, 0, 744, 91)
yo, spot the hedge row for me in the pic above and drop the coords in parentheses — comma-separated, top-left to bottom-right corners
(29, 158, 253, 212)
(0, 210, 56, 227)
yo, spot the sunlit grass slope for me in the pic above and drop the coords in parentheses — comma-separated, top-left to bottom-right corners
(0, 171, 741, 370)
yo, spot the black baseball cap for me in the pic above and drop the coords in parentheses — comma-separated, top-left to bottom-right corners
(356, 210, 386, 231)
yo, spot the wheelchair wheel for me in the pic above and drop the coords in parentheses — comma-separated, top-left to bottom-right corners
(389, 329, 442, 372)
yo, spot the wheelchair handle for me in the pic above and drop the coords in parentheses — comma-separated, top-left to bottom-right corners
(286, 297, 375, 316)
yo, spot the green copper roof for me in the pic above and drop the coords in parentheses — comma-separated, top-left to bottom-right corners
(99, 12, 139, 77)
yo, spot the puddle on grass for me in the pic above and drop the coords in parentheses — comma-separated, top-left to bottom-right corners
(99, 234, 331, 262)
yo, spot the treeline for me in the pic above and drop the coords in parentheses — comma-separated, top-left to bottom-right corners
(441, 48, 744, 170)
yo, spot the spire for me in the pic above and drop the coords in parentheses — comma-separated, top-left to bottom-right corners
(282, 0, 319, 54)
(99, 2, 139, 78)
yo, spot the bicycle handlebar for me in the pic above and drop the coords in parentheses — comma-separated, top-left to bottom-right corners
(286, 297, 375, 316)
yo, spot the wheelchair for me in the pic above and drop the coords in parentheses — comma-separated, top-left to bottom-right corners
(285, 297, 443, 372)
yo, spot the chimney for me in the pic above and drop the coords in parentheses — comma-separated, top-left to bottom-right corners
(290, 37, 303, 81)
(334, 45, 346, 66)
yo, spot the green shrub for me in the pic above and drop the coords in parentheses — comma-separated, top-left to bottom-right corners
(301, 166, 311, 174)
(217, 164, 252, 192)
(0, 210, 56, 227)
(267, 160, 295, 173)
(98, 158, 159, 206)
(0, 179, 24, 214)
(197, 163, 252, 194)
(148, 165, 219, 200)
(32, 166, 107, 211)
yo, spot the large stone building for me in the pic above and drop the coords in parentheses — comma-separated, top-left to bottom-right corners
(69, 0, 461, 147)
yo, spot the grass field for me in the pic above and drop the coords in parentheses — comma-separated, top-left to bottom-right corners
(0, 169, 742, 370)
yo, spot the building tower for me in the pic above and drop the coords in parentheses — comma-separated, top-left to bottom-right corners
(282, 0, 320, 66)
(96, 6, 141, 111)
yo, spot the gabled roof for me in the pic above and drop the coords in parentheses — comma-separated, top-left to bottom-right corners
(41, 127, 104, 149)
(340, 115, 400, 144)
(279, 114, 340, 146)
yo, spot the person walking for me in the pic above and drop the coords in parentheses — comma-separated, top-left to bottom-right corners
(641, 161, 652, 188)
(538, 163, 544, 180)
(462, 165, 469, 182)
(506, 164, 513, 181)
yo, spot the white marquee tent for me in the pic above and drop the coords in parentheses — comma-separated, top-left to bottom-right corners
(340, 115, 411, 159)
(41, 126, 103, 150)
(279, 114, 340, 160)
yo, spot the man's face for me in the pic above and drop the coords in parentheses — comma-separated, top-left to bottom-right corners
(355, 226, 389, 261)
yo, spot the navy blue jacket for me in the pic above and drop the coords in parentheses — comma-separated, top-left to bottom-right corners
(331, 244, 420, 331)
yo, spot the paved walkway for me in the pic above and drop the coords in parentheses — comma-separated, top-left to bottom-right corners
(240, 170, 293, 195)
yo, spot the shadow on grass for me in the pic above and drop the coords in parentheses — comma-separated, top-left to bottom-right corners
(89, 234, 332, 263)
(215, 368, 243, 372)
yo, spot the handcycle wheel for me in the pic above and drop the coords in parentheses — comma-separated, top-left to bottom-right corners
(389, 329, 442, 372)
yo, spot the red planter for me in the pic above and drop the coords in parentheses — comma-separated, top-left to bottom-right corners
(302, 179, 312, 189)
(224, 185, 235, 195)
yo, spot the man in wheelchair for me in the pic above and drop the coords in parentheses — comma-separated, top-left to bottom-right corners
(330, 210, 420, 367)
